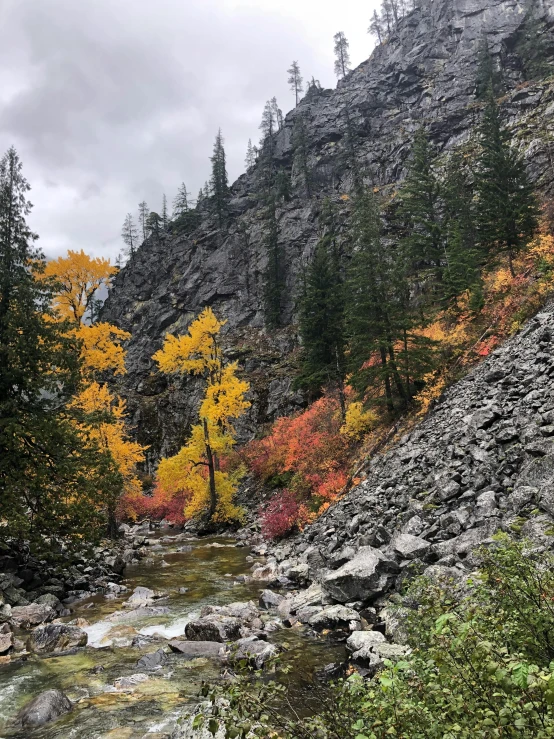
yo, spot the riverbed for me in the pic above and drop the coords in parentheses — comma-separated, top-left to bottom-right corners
(0, 532, 344, 738)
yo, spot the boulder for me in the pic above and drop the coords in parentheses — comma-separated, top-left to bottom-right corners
(287, 583, 323, 614)
(28, 624, 87, 653)
(307, 605, 361, 631)
(259, 590, 284, 610)
(136, 648, 167, 669)
(33, 593, 62, 610)
(346, 630, 386, 660)
(0, 623, 13, 654)
(15, 689, 72, 729)
(98, 624, 139, 648)
(168, 640, 228, 660)
(11, 603, 55, 629)
(124, 586, 164, 608)
(185, 615, 242, 643)
(231, 637, 279, 669)
(391, 534, 432, 560)
(322, 547, 399, 603)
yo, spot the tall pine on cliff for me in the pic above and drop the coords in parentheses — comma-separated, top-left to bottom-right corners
(0, 147, 122, 555)
(210, 128, 230, 227)
(476, 90, 539, 277)
(296, 200, 346, 413)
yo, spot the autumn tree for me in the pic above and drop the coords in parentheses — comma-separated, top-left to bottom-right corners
(210, 128, 230, 227)
(0, 147, 122, 554)
(138, 200, 150, 241)
(173, 183, 191, 217)
(44, 248, 145, 535)
(122, 213, 139, 257)
(476, 92, 539, 276)
(288, 61, 304, 106)
(334, 32, 351, 79)
(153, 308, 250, 526)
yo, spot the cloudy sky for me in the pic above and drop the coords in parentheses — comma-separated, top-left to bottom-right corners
(0, 0, 378, 262)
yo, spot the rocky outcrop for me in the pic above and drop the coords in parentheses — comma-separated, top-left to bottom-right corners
(103, 0, 554, 466)
(269, 302, 554, 614)
(27, 624, 88, 654)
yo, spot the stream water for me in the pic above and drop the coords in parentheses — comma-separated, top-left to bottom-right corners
(0, 532, 344, 739)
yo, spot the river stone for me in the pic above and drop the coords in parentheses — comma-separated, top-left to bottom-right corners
(346, 630, 386, 656)
(0, 623, 13, 654)
(231, 637, 279, 669)
(136, 648, 167, 669)
(185, 615, 242, 643)
(168, 640, 228, 661)
(287, 583, 323, 614)
(307, 605, 361, 631)
(99, 625, 139, 648)
(15, 689, 72, 728)
(259, 590, 284, 609)
(11, 603, 55, 629)
(28, 624, 88, 653)
(33, 593, 62, 610)
(124, 586, 163, 608)
(322, 547, 399, 603)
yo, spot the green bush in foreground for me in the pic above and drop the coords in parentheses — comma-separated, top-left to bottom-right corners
(191, 534, 554, 738)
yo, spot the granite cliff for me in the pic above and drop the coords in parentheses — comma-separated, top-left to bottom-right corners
(102, 0, 554, 468)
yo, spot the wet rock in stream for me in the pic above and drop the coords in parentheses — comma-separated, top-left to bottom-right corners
(27, 623, 88, 653)
(15, 689, 72, 729)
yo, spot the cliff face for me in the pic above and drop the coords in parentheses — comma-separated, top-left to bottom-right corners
(102, 0, 554, 469)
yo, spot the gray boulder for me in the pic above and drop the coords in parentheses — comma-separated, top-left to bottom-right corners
(231, 637, 279, 669)
(10, 603, 55, 629)
(15, 689, 72, 728)
(322, 547, 399, 603)
(259, 589, 284, 610)
(28, 624, 87, 653)
(168, 640, 228, 661)
(0, 623, 13, 654)
(391, 533, 432, 560)
(185, 615, 242, 643)
(136, 648, 167, 669)
(307, 605, 361, 631)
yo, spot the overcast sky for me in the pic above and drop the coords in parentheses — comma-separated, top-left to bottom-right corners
(0, 0, 378, 262)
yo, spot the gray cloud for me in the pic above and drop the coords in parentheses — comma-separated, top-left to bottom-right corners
(0, 0, 376, 261)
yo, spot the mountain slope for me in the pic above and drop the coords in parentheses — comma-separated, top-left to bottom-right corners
(102, 0, 554, 468)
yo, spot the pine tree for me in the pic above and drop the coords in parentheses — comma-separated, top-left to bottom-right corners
(173, 183, 190, 218)
(147, 211, 162, 239)
(245, 139, 256, 170)
(288, 61, 304, 106)
(0, 147, 122, 554)
(476, 91, 540, 276)
(343, 109, 363, 196)
(138, 200, 150, 241)
(334, 32, 351, 79)
(263, 197, 283, 329)
(442, 151, 481, 302)
(398, 128, 443, 283)
(475, 36, 502, 98)
(197, 188, 204, 205)
(292, 115, 312, 198)
(271, 97, 284, 130)
(296, 200, 346, 411)
(276, 168, 291, 202)
(161, 194, 169, 228)
(210, 129, 230, 227)
(259, 101, 278, 193)
(121, 213, 139, 257)
(369, 10, 384, 44)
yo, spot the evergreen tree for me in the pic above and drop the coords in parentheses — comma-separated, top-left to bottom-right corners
(398, 128, 443, 283)
(271, 97, 284, 130)
(334, 32, 351, 79)
(346, 189, 434, 411)
(121, 213, 139, 257)
(263, 197, 283, 329)
(292, 115, 312, 197)
(343, 109, 363, 196)
(245, 139, 256, 170)
(475, 36, 502, 98)
(0, 147, 121, 555)
(138, 200, 150, 241)
(210, 129, 230, 228)
(369, 10, 384, 44)
(147, 211, 162, 239)
(276, 168, 291, 202)
(259, 101, 278, 193)
(161, 194, 169, 228)
(173, 183, 191, 217)
(296, 200, 346, 412)
(442, 151, 481, 302)
(476, 91, 540, 276)
(287, 61, 304, 106)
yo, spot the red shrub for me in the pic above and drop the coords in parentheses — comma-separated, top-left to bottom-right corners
(260, 490, 310, 540)
(117, 484, 188, 525)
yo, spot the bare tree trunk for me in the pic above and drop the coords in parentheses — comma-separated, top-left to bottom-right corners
(203, 418, 217, 520)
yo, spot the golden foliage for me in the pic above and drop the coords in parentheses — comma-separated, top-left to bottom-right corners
(340, 401, 378, 439)
(43, 249, 117, 325)
(154, 308, 250, 523)
(70, 382, 145, 497)
(77, 323, 130, 377)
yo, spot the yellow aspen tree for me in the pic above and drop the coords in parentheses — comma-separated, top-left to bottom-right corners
(153, 307, 250, 524)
